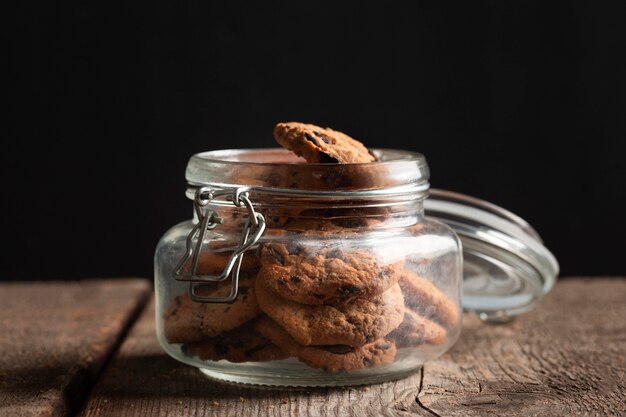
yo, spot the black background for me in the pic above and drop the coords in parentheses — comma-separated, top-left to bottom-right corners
(4, 1, 625, 280)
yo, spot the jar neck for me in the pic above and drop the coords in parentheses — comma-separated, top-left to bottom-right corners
(191, 191, 427, 232)
(184, 147, 431, 233)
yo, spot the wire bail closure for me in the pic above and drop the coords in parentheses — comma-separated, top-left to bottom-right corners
(173, 186, 266, 303)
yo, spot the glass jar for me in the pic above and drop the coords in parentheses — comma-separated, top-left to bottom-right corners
(155, 148, 462, 386)
(155, 147, 559, 387)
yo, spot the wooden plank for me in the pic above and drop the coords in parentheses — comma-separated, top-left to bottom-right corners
(79, 278, 626, 417)
(0, 279, 151, 417)
(419, 277, 626, 416)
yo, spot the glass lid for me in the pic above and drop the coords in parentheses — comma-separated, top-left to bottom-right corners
(424, 189, 559, 323)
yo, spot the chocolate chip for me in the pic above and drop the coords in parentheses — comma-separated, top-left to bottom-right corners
(338, 285, 361, 296)
(304, 132, 317, 144)
(379, 267, 390, 279)
(313, 293, 325, 299)
(277, 277, 287, 286)
(314, 131, 333, 144)
(320, 344, 354, 354)
(327, 249, 343, 259)
(291, 275, 302, 284)
(318, 152, 339, 163)
(267, 246, 285, 265)
(375, 342, 391, 350)
(286, 243, 304, 255)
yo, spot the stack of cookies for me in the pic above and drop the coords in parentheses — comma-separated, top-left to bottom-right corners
(163, 243, 288, 363)
(162, 122, 460, 372)
(253, 242, 405, 372)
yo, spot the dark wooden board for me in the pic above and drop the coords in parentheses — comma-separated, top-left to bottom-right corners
(419, 277, 626, 416)
(0, 279, 151, 417)
(78, 278, 626, 417)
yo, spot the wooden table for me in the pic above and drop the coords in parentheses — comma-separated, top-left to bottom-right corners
(1, 278, 624, 417)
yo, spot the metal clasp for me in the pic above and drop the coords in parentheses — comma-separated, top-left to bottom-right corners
(173, 186, 266, 303)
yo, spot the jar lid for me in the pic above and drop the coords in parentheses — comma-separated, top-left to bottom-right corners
(424, 189, 559, 322)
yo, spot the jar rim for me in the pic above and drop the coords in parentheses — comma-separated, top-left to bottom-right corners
(191, 148, 426, 166)
(185, 148, 430, 197)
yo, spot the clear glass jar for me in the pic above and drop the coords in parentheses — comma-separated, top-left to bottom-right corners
(155, 148, 462, 386)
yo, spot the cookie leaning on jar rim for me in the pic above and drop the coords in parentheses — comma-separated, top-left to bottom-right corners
(156, 121, 463, 385)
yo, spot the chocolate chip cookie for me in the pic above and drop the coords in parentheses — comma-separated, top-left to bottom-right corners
(398, 270, 460, 329)
(163, 276, 261, 344)
(258, 242, 403, 305)
(389, 307, 447, 348)
(255, 280, 404, 346)
(182, 320, 287, 363)
(273, 122, 376, 164)
(255, 316, 397, 372)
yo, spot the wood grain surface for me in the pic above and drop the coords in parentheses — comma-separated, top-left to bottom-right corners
(78, 278, 626, 417)
(0, 279, 151, 417)
(419, 277, 626, 417)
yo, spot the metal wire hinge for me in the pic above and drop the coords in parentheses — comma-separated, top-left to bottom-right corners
(173, 186, 266, 303)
